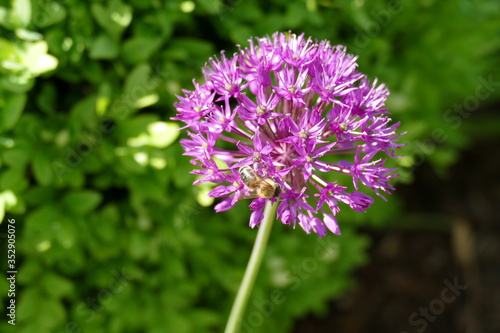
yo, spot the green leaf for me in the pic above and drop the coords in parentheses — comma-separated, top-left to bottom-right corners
(147, 121, 179, 148)
(0, 73, 35, 93)
(69, 95, 97, 128)
(31, 0, 67, 28)
(12, 0, 32, 28)
(0, 190, 18, 219)
(0, 38, 17, 62)
(42, 272, 74, 298)
(32, 151, 54, 185)
(39, 298, 66, 330)
(116, 114, 158, 139)
(17, 288, 41, 322)
(91, 0, 132, 39)
(96, 81, 112, 116)
(165, 38, 214, 62)
(121, 36, 163, 64)
(23, 186, 56, 205)
(35, 82, 57, 114)
(109, 0, 133, 28)
(15, 28, 43, 41)
(0, 92, 26, 131)
(196, 0, 222, 14)
(21, 41, 59, 75)
(124, 63, 152, 95)
(122, 63, 160, 110)
(17, 259, 43, 284)
(0, 7, 9, 27)
(62, 190, 102, 215)
(128, 231, 150, 259)
(189, 309, 220, 329)
(89, 34, 119, 60)
(0, 167, 28, 192)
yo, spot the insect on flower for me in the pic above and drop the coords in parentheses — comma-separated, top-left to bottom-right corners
(172, 31, 404, 237)
(239, 165, 281, 199)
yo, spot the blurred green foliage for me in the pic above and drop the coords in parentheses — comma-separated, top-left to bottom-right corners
(0, 0, 499, 332)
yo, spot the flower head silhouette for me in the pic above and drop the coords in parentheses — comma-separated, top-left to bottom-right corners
(173, 32, 403, 237)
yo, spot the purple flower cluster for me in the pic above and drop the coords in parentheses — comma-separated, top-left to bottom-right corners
(173, 32, 403, 237)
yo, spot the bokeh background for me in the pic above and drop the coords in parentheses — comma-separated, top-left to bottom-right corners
(1, 0, 499, 332)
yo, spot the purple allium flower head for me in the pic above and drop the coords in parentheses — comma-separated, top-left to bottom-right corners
(172, 32, 404, 237)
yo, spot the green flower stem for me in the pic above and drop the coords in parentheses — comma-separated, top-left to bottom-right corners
(224, 200, 278, 333)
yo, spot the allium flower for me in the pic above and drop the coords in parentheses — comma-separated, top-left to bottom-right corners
(172, 32, 404, 237)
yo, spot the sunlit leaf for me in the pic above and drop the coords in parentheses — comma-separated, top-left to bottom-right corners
(12, 0, 31, 28)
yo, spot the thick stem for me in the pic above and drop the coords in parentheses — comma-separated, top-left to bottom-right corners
(224, 200, 278, 333)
